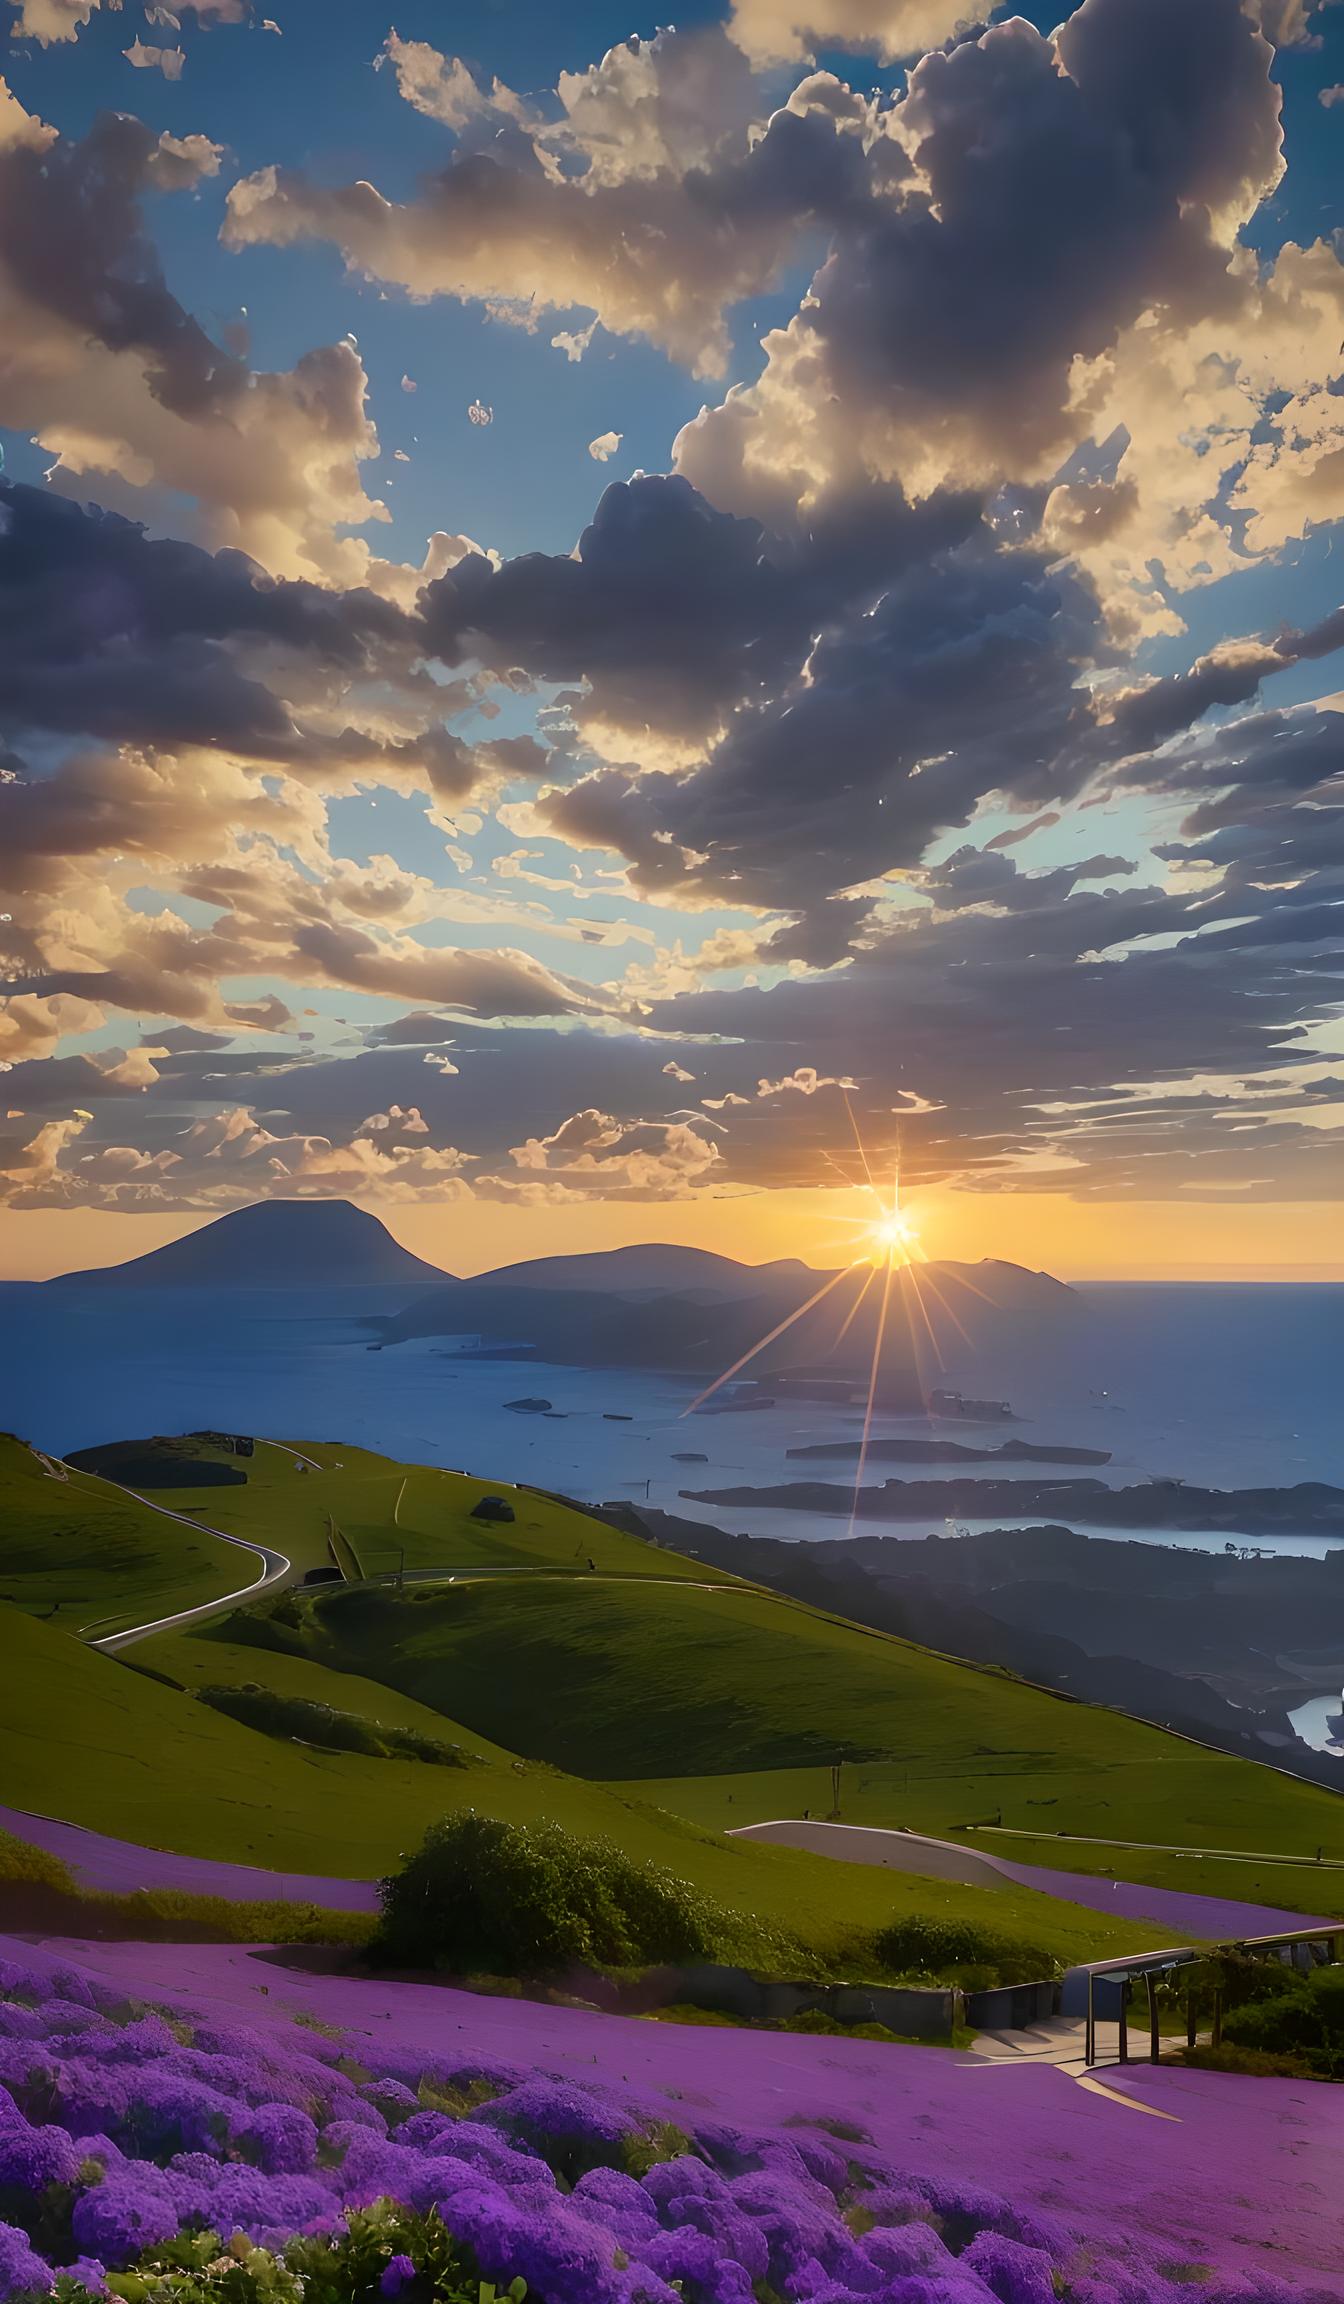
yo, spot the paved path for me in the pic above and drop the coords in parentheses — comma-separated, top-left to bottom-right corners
(967, 1822, 1344, 1870)
(730, 1818, 1332, 1938)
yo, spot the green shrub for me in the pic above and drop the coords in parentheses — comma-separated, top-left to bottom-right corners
(0, 1826, 75, 1892)
(1182, 2042, 1313, 2079)
(873, 1912, 1059, 1986)
(1222, 1964, 1344, 2079)
(196, 1685, 473, 1767)
(371, 1810, 722, 1976)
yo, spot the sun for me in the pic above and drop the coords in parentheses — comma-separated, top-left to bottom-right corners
(867, 1209, 919, 1265)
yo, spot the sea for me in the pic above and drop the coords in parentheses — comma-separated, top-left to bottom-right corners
(2, 1277, 1343, 1737)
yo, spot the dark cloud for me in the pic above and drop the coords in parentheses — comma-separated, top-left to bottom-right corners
(422, 472, 978, 751)
(0, 482, 415, 765)
(0, 107, 239, 422)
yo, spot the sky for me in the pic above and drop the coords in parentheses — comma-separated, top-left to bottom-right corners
(1, 0, 1343, 1282)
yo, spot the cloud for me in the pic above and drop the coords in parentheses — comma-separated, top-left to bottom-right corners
(727, 0, 986, 65)
(7, 0, 97, 41)
(123, 39, 185, 76)
(588, 431, 622, 463)
(224, 28, 877, 378)
(0, 81, 394, 581)
(757, 1066, 859, 1096)
(12, 0, 251, 34)
(422, 471, 976, 764)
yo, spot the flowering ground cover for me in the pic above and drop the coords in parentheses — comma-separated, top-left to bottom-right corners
(0, 1811, 378, 1915)
(989, 1858, 1327, 1941)
(3, 1936, 1341, 2302)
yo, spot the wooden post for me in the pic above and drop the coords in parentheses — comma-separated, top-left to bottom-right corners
(1186, 1987, 1197, 2049)
(1146, 1971, 1160, 2064)
(1212, 1987, 1223, 2049)
(1117, 1977, 1128, 2065)
(1085, 1975, 1095, 2069)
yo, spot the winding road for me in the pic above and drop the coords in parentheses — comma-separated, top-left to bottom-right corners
(78, 1439, 317, 1651)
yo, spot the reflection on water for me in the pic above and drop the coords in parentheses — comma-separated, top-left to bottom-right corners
(1290, 1694, 1344, 1755)
(0, 1280, 1342, 1563)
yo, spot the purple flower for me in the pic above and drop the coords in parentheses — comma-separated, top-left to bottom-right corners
(0, 2120, 80, 2192)
(477, 2077, 633, 2172)
(0, 2016, 43, 2048)
(962, 2231, 1059, 2304)
(70, 2176, 178, 2269)
(0, 2217, 50, 2302)
(66, 2260, 108, 2295)
(237, 2103, 318, 2175)
(380, 2253, 417, 2297)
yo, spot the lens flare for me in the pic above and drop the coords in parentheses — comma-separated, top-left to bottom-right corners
(866, 1208, 919, 1264)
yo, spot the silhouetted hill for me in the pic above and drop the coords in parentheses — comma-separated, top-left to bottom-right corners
(377, 1251, 1074, 1387)
(47, 1200, 449, 1291)
(470, 1242, 820, 1298)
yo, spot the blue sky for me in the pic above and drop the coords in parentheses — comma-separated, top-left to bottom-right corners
(2, 0, 1343, 1276)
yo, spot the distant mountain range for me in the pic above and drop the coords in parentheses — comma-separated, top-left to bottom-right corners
(45, 1200, 1075, 1387)
(46, 1199, 448, 1292)
(376, 1247, 1074, 1385)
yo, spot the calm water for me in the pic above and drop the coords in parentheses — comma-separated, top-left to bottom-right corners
(1290, 1694, 1344, 1755)
(0, 1281, 1341, 1553)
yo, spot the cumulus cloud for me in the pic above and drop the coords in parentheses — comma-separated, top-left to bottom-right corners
(223, 27, 877, 378)
(0, 81, 393, 580)
(727, 0, 986, 64)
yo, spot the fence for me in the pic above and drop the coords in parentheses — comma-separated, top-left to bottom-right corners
(1078, 1923, 1340, 2068)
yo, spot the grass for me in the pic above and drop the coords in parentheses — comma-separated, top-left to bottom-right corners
(231, 1572, 1344, 1873)
(12, 1428, 1343, 1956)
(0, 1433, 243, 1637)
(0, 1602, 1180, 1978)
(81, 1437, 718, 1589)
(136, 1629, 520, 1766)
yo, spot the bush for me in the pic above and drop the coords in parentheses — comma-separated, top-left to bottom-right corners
(873, 1913, 1059, 1987)
(1222, 1964, 1344, 2080)
(196, 1686, 473, 1768)
(371, 1811, 721, 1976)
(0, 1828, 75, 1894)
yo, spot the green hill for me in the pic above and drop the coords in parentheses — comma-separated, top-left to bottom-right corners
(10, 1429, 1343, 1932)
(0, 1435, 242, 1636)
(214, 1564, 1344, 1872)
(0, 1602, 1173, 1975)
(68, 1436, 713, 1588)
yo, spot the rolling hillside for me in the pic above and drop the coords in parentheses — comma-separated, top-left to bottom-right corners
(0, 1602, 1173, 1974)
(192, 1541, 1344, 1869)
(0, 1435, 242, 1635)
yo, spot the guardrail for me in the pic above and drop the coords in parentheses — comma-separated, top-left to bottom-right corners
(1081, 1923, 1341, 2067)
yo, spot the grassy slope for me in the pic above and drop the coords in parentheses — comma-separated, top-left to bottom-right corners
(138, 1627, 520, 1768)
(0, 1435, 242, 1636)
(256, 1576, 1344, 1874)
(0, 1603, 1176, 1972)
(108, 1440, 716, 1586)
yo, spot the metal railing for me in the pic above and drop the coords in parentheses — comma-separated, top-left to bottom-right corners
(1083, 1924, 1340, 2067)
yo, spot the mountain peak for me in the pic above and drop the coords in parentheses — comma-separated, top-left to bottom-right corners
(48, 1199, 451, 1291)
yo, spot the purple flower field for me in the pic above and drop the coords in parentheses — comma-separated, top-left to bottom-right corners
(988, 1859, 1324, 1941)
(3, 1936, 1342, 2302)
(0, 1810, 377, 1915)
